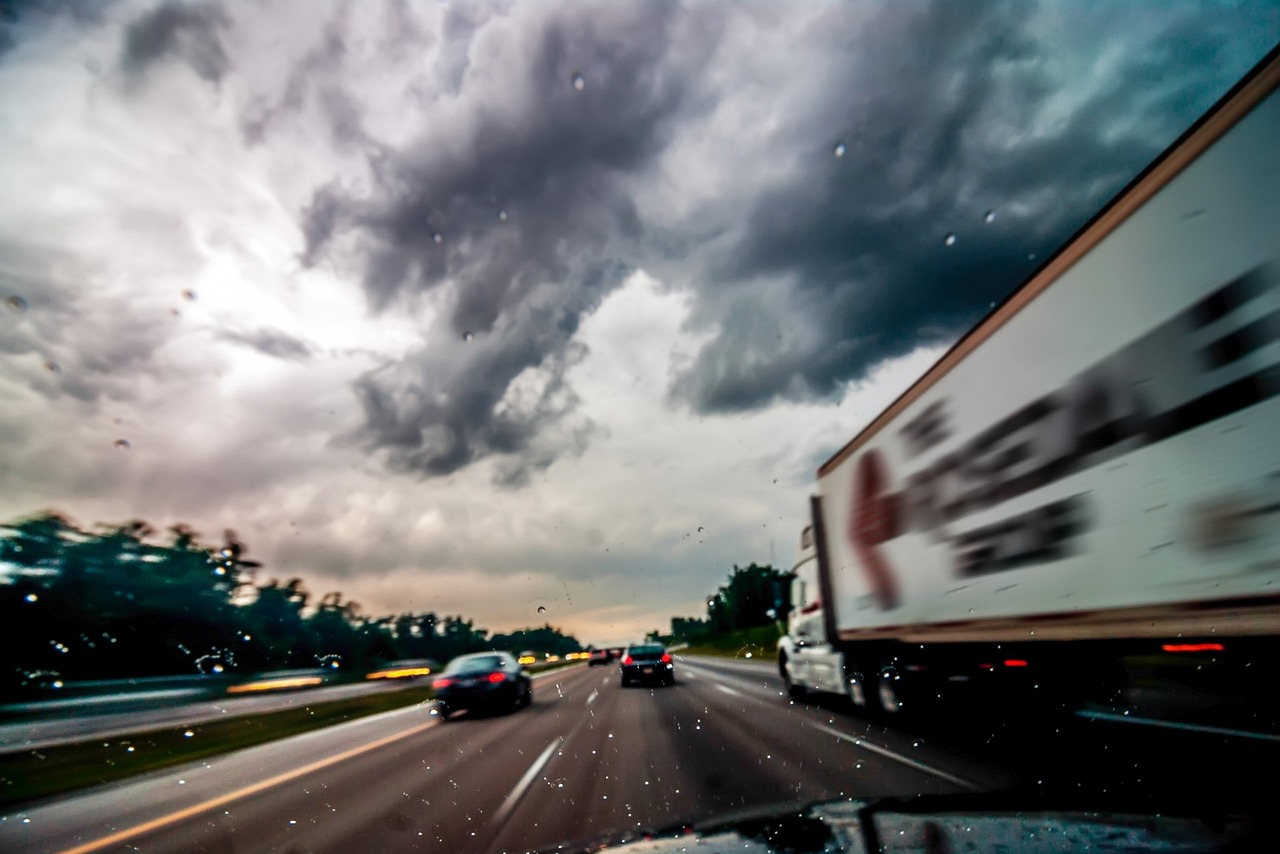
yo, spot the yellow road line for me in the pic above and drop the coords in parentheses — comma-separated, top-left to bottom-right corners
(54, 717, 439, 854)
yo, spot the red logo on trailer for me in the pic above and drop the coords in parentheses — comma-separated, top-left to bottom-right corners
(849, 450, 901, 611)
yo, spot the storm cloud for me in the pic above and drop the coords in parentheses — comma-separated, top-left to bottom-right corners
(2, 0, 1278, 637)
(288, 0, 1280, 476)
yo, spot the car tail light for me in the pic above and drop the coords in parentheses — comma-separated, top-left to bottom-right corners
(488, 672, 506, 683)
(1003, 659, 1028, 667)
(434, 677, 453, 688)
(623, 655, 633, 665)
(1162, 643, 1224, 653)
(660, 653, 671, 664)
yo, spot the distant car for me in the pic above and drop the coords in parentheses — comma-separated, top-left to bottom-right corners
(588, 649, 610, 667)
(619, 643, 674, 687)
(517, 651, 537, 665)
(608, 647, 625, 661)
(432, 652, 532, 719)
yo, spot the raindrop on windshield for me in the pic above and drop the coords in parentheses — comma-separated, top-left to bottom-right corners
(114, 439, 131, 450)
(44, 360, 61, 373)
(432, 232, 443, 244)
(697, 526, 704, 532)
(463, 331, 474, 342)
(497, 209, 508, 221)
(5, 294, 28, 314)
(537, 605, 546, 613)
(181, 289, 196, 301)
(833, 141, 846, 158)
(183, 730, 194, 738)
(571, 72, 586, 91)
(25, 593, 37, 603)
(944, 233, 957, 247)
(983, 210, 996, 223)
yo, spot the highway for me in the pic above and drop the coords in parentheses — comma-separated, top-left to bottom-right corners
(6, 656, 1274, 854)
(3, 658, 1011, 853)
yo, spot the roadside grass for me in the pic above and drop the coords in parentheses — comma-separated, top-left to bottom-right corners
(0, 685, 435, 807)
(677, 624, 783, 662)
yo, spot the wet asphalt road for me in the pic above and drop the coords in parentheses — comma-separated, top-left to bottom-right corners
(3, 658, 1009, 853)
(6, 656, 1277, 853)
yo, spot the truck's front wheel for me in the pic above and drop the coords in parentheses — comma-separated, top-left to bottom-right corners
(779, 653, 805, 699)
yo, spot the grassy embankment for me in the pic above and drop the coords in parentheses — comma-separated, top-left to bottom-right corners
(676, 624, 783, 661)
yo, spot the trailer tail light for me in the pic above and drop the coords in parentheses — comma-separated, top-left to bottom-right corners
(623, 656, 634, 665)
(1003, 659, 1029, 667)
(660, 653, 672, 664)
(1162, 643, 1224, 653)
(434, 677, 453, 688)
(487, 672, 506, 683)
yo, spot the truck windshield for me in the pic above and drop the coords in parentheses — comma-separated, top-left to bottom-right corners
(1, 4, 1277, 854)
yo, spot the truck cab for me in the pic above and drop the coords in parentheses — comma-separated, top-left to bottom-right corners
(778, 524, 861, 702)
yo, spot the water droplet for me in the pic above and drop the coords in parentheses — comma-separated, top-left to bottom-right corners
(983, 210, 996, 224)
(832, 141, 846, 158)
(52, 680, 63, 688)
(497, 209, 508, 221)
(571, 72, 586, 91)
(462, 331, 474, 342)
(1028, 252, 1037, 261)
(697, 526, 704, 533)
(44, 360, 61, 373)
(943, 233, 957, 247)
(432, 232, 443, 244)
(126, 746, 135, 752)
(178, 779, 186, 785)
(537, 605, 546, 613)
(25, 593, 38, 603)
(21, 819, 30, 824)
(183, 730, 194, 738)
(5, 294, 28, 314)
(181, 289, 196, 301)
(114, 439, 131, 450)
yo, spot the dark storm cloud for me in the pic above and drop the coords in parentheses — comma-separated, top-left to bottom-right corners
(218, 327, 314, 362)
(293, 0, 1279, 477)
(671, 1, 1278, 413)
(302, 2, 713, 479)
(120, 0, 231, 84)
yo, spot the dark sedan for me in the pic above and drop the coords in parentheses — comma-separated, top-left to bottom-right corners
(432, 652, 532, 719)
(619, 644, 674, 687)
(587, 649, 610, 666)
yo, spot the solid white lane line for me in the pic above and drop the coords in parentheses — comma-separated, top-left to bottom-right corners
(814, 723, 980, 791)
(714, 684, 742, 698)
(1076, 710, 1280, 742)
(493, 737, 561, 823)
(586, 689, 599, 705)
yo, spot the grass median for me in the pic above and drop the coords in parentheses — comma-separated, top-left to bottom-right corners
(0, 684, 436, 807)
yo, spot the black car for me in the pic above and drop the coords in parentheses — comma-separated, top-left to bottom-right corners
(587, 649, 610, 666)
(432, 651, 532, 719)
(619, 643, 674, 687)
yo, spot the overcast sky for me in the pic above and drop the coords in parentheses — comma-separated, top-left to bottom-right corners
(1, 1, 1277, 644)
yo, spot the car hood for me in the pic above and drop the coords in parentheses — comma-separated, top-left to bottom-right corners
(534, 794, 1258, 853)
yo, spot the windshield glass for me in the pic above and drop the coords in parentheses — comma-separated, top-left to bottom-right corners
(1, 3, 1278, 853)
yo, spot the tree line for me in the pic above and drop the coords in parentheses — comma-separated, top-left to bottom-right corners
(665, 562, 793, 643)
(1, 512, 581, 696)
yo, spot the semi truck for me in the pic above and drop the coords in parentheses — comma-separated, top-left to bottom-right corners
(778, 50, 1280, 733)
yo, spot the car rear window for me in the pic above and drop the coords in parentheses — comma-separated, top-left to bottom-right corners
(445, 655, 506, 674)
(628, 646, 665, 657)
